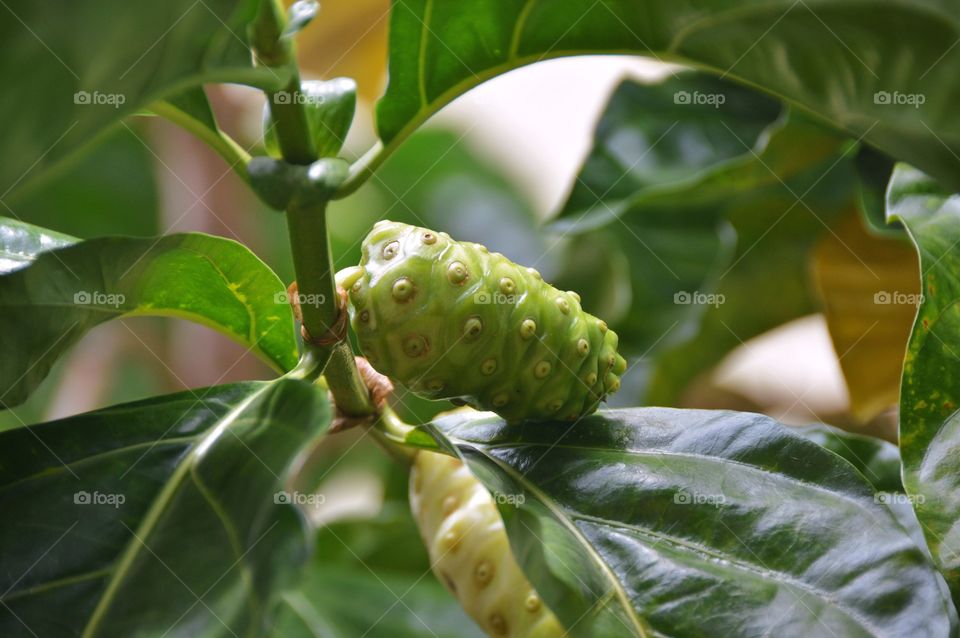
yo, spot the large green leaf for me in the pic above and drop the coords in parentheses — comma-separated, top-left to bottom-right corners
(0, 0, 276, 198)
(426, 408, 956, 637)
(274, 566, 483, 638)
(377, 0, 960, 191)
(549, 75, 854, 404)
(0, 377, 331, 637)
(7, 127, 161, 239)
(791, 423, 902, 493)
(887, 164, 960, 600)
(0, 218, 298, 408)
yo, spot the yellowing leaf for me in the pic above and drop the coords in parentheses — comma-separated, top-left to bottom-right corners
(290, 0, 389, 101)
(812, 212, 919, 422)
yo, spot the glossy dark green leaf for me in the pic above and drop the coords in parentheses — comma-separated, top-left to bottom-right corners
(555, 74, 780, 224)
(0, 218, 75, 275)
(7, 126, 161, 239)
(427, 408, 955, 637)
(887, 163, 960, 600)
(792, 423, 902, 493)
(377, 0, 960, 191)
(0, 219, 298, 407)
(550, 76, 853, 403)
(273, 562, 484, 638)
(0, 378, 331, 637)
(264, 78, 357, 158)
(0, 0, 279, 199)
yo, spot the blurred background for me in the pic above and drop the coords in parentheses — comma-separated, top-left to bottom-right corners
(0, 0, 911, 515)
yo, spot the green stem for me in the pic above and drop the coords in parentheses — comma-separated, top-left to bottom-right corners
(285, 196, 339, 337)
(250, 0, 375, 418)
(250, 0, 315, 165)
(326, 342, 375, 416)
(150, 101, 251, 184)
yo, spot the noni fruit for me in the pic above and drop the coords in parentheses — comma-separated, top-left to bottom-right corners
(340, 221, 627, 422)
(410, 449, 564, 637)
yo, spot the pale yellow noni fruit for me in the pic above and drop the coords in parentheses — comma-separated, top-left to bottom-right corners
(409, 450, 565, 638)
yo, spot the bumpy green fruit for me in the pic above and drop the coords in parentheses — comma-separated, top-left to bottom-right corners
(341, 221, 627, 421)
(410, 449, 564, 638)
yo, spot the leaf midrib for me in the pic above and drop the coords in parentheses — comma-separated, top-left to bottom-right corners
(79, 384, 271, 638)
(570, 511, 881, 635)
(466, 446, 651, 638)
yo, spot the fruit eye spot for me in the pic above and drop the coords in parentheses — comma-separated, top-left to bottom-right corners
(492, 392, 509, 407)
(441, 529, 461, 552)
(422, 232, 437, 245)
(568, 290, 581, 303)
(488, 613, 508, 636)
(426, 379, 444, 392)
(577, 338, 590, 355)
(527, 267, 541, 280)
(447, 261, 468, 285)
(585, 372, 598, 386)
(547, 398, 563, 412)
(556, 296, 570, 314)
(499, 277, 515, 294)
(382, 241, 399, 260)
(598, 319, 608, 333)
(524, 593, 542, 613)
(534, 360, 552, 379)
(359, 310, 371, 323)
(463, 316, 483, 340)
(402, 335, 429, 358)
(391, 277, 415, 302)
(519, 319, 536, 339)
(474, 560, 494, 587)
(480, 358, 497, 375)
(441, 495, 458, 515)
